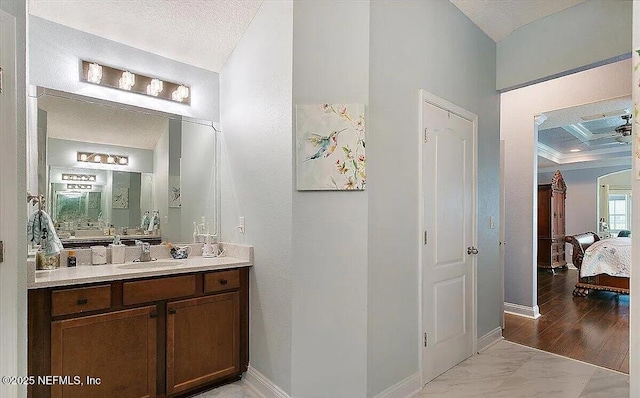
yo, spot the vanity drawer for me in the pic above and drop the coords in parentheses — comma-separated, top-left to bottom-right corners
(123, 275, 196, 305)
(51, 285, 111, 317)
(204, 269, 240, 294)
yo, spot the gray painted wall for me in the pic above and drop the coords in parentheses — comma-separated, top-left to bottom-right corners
(292, 1, 369, 397)
(153, 129, 171, 240)
(111, 171, 142, 229)
(368, 1, 501, 395)
(0, 1, 27, 396)
(219, 1, 293, 394)
(180, 121, 217, 243)
(29, 16, 220, 122)
(168, 120, 182, 242)
(497, 0, 632, 91)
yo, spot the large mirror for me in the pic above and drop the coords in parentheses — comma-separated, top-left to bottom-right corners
(33, 88, 219, 246)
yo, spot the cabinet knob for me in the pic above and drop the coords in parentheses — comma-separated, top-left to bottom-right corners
(168, 308, 177, 315)
(150, 312, 158, 318)
(77, 298, 88, 305)
(219, 279, 228, 285)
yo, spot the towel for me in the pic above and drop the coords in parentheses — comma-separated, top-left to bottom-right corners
(27, 210, 64, 255)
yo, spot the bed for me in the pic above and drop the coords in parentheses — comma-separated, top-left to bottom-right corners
(564, 232, 630, 297)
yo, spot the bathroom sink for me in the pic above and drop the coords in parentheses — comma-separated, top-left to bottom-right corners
(117, 260, 183, 270)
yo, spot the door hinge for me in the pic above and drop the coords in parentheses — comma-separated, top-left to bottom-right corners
(424, 231, 427, 245)
(424, 332, 428, 347)
(0, 67, 3, 94)
(0, 241, 3, 262)
(424, 128, 428, 143)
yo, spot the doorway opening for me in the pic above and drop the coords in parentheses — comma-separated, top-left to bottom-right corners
(504, 96, 631, 374)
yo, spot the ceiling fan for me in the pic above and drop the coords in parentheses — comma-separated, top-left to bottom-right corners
(588, 114, 633, 145)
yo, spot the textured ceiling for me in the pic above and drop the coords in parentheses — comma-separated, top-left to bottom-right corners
(450, 0, 585, 42)
(39, 95, 168, 150)
(539, 97, 632, 130)
(29, 0, 263, 72)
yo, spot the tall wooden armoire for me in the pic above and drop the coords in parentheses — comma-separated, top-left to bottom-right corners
(537, 170, 567, 269)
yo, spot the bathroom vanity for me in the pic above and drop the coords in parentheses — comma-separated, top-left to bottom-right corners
(27, 247, 252, 398)
(28, 68, 227, 397)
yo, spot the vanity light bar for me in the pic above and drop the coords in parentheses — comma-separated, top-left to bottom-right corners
(77, 152, 129, 166)
(81, 60, 191, 105)
(62, 173, 97, 182)
(67, 184, 92, 190)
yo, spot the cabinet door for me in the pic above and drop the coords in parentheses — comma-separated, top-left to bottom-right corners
(166, 292, 240, 395)
(51, 306, 157, 398)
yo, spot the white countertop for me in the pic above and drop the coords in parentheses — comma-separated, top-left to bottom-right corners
(28, 243, 253, 289)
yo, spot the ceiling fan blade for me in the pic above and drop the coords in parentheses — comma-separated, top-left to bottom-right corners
(588, 134, 619, 142)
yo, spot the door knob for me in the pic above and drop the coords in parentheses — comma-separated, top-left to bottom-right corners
(467, 246, 479, 255)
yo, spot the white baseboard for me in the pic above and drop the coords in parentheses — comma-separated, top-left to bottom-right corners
(504, 302, 540, 319)
(373, 372, 421, 398)
(242, 366, 291, 398)
(477, 326, 503, 353)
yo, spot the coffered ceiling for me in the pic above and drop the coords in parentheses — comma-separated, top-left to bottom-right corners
(537, 97, 633, 172)
(29, 0, 264, 72)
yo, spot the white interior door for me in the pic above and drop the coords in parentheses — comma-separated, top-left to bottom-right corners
(421, 95, 476, 384)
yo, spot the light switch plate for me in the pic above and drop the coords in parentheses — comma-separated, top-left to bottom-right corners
(489, 216, 495, 229)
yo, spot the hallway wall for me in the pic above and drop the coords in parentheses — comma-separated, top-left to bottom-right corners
(501, 60, 631, 311)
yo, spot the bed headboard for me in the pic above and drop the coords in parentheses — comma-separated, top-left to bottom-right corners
(564, 232, 600, 270)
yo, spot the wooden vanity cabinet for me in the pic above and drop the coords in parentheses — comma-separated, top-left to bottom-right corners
(28, 267, 249, 398)
(166, 292, 240, 395)
(51, 306, 157, 398)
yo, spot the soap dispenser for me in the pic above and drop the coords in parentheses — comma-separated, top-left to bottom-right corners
(141, 211, 150, 230)
(193, 222, 198, 243)
(148, 210, 160, 233)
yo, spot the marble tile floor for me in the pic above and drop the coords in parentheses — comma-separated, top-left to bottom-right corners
(420, 340, 629, 398)
(191, 383, 259, 398)
(192, 340, 629, 398)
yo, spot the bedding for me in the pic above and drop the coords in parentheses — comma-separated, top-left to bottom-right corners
(580, 237, 631, 278)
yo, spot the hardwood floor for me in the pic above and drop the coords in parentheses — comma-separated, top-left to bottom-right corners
(503, 267, 629, 373)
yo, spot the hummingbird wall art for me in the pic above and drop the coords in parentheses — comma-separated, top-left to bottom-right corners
(296, 103, 366, 191)
(304, 128, 347, 161)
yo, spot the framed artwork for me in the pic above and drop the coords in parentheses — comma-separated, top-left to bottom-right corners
(169, 176, 181, 208)
(112, 188, 129, 209)
(88, 192, 101, 209)
(296, 103, 366, 190)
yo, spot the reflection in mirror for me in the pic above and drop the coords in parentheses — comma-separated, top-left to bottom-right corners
(597, 169, 632, 237)
(34, 89, 219, 246)
(49, 166, 154, 240)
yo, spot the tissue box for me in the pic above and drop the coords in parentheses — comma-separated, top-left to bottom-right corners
(110, 244, 125, 264)
(91, 246, 107, 265)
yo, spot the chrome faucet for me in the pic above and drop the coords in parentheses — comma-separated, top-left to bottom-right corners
(135, 240, 153, 262)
